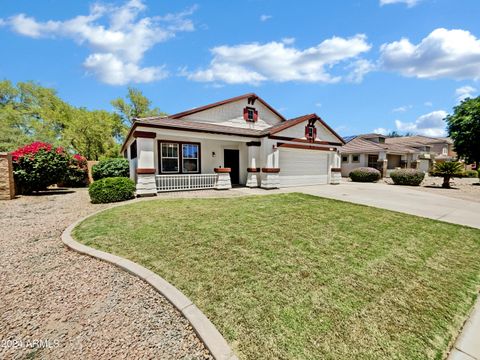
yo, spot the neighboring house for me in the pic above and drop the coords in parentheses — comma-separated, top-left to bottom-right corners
(340, 134, 455, 177)
(121, 93, 344, 195)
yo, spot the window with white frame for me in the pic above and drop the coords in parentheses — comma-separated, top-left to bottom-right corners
(161, 143, 179, 173)
(442, 146, 448, 155)
(182, 144, 199, 173)
(342, 155, 349, 163)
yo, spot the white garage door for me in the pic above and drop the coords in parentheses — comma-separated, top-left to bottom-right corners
(279, 148, 329, 187)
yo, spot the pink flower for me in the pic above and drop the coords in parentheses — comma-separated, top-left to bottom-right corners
(11, 142, 54, 161)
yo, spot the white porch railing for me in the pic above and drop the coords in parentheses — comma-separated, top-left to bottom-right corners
(155, 174, 217, 192)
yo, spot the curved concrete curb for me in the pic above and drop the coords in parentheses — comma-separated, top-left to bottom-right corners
(62, 204, 238, 360)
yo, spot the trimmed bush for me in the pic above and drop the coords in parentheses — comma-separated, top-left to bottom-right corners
(62, 154, 88, 187)
(349, 167, 381, 182)
(390, 169, 425, 186)
(92, 158, 129, 181)
(462, 170, 479, 178)
(89, 177, 135, 204)
(12, 142, 69, 194)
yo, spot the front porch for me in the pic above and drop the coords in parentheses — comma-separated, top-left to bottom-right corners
(127, 128, 283, 195)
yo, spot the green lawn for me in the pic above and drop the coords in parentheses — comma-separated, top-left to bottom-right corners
(73, 193, 480, 360)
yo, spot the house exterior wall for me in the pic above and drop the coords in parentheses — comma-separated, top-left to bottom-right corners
(341, 153, 368, 176)
(179, 98, 283, 130)
(129, 126, 252, 185)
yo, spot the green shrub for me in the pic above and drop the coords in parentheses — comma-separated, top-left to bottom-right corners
(88, 177, 135, 204)
(12, 142, 69, 194)
(349, 167, 381, 182)
(390, 169, 425, 186)
(62, 154, 88, 187)
(92, 158, 129, 181)
(461, 170, 479, 178)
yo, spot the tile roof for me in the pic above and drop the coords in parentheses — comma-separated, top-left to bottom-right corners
(340, 134, 452, 154)
(386, 135, 453, 146)
(133, 113, 345, 143)
(341, 135, 419, 154)
(135, 117, 266, 137)
(166, 93, 287, 121)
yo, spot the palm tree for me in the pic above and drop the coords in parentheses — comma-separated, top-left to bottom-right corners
(430, 161, 464, 188)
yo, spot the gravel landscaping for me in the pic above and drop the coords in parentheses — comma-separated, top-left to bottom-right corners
(383, 176, 480, 203)
(0, 188, 212, 359)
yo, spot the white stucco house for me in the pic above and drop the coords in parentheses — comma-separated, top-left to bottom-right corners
(121, 93, 344, 195)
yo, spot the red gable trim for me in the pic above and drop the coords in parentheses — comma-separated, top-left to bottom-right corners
(168, 93, 287, 122)
(269, 113, 345, 144)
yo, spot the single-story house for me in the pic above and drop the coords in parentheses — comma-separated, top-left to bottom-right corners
(340, 133, 455, 177)
(121, 93, 344, 195)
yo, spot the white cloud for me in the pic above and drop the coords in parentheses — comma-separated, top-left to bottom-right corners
(395, 110, 448, 136)
(281, 37, 295, 45)
(315, 102, 322, 107)
(2, 0, 196, 85)
(392, 105, 412, 112)
(380, 0, 421, 7)
(187, 34, 372, 84)
(83, 53, 167, 85)
(380, 28, 480, 80)
(345, 59, 375, 83)
(455, 85, 477, 102)
(424, 101, 433, 107)
(260, 15, 272, 22)
(373, 127, 390, 135)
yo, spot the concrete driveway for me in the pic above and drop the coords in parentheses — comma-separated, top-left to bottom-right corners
(281, 182, 480, 229)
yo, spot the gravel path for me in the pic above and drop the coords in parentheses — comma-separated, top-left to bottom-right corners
(0, 188, 212, 360)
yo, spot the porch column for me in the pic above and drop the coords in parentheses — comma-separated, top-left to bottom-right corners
(214, 168, 232, 190)
(135, 131, 157, 196)
(377, 159, 388, 178)
(246, 141, 261, 187)
(260, 144, 280, 189)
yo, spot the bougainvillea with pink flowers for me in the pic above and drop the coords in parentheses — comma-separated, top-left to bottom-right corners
(12, 142, 69, 194)
(62, 153, 88, 187)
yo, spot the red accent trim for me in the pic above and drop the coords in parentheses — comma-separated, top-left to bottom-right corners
(214, 168, 231, 173)
(253, 109, 258, 122)
(268, 135, 342, 146)
(133, 131, 156, 139)
(331, 168, 342, 173)
(269, 113, 345, 144)
(243, 107, 248, 121)
(169, 93, 286, 121)
(247, 168, 260, 173)
(277, 143, 336, 151)
(137, 168, 155, 174)
(261, 168, 280, 173)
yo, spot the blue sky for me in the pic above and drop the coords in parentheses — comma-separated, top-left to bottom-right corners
(1, 0, 480, 137)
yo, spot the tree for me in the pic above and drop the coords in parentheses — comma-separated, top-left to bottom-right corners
(111, 87, 166, 126)
(0, 80, 71, 151)
(430, 161, 464, 188)
(62, 108, 126, 160)
(387, 131, 415, 137)
(0, 80, 127, 159)
(445, 97, 480, 169)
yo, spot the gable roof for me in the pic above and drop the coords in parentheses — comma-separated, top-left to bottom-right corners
(166, 93, 287, 122)
(132, 117, 265, 138)
(386, 135, 453, 146)
(341, 134, 420, 154)
(269, 113, 345, 144)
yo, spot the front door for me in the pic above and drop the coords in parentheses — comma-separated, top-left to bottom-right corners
(224, 149, 240, 185)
